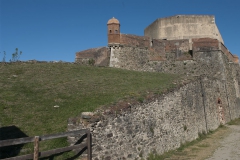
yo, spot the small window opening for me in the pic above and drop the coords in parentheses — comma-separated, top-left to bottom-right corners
(217, 98, 222, 104)
(109, 30, 112, 33)
(115, 30, 118, 33)
(189, 50, 193, 57)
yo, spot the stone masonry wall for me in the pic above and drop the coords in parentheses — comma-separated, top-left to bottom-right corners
(108, 41, 238, 79)
(68, 76, 240, 159)
(149, 39, 190, 61)
(75, 47, 110, 66)
(108, 44, 240, 122)
(109, 46, 150, 70)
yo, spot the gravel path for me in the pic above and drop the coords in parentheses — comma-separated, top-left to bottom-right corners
(205, 125, 240, 160)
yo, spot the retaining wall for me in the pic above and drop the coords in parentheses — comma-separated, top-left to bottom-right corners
(68, 76, 240, 159)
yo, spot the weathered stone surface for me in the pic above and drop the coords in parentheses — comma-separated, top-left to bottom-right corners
(81, 112, 94, 119)
(75, 47, 110, 66)
(69, 15, 240, 159)
(68, 77, 240, 159)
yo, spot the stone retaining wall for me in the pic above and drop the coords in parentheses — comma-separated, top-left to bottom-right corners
(68, 76, 240, 159)
(69, 46, 240, 159)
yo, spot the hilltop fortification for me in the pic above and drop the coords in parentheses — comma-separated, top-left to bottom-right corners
(72, 15, 240, 159)
(75, 15, 238, 68)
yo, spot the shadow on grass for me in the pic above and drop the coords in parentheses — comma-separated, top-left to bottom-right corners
(0, 125, 28, 159)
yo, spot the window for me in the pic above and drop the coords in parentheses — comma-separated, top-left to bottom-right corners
(115, 30, 118, 33)
(109, 30, 112, 33)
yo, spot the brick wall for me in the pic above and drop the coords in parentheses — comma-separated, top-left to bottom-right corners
(192, 38, 239, 63)
(108, 23, 120, 44)
(108, 34, 120, 44)
(151, 39, 166, 58)
(150, 39, 191, 61)
(120, 34, 150, 48)
(192, 38, 219, 51)
(220, 43, 236, 63)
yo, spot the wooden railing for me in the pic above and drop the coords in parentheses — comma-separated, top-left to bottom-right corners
(0, 129, 92, 160)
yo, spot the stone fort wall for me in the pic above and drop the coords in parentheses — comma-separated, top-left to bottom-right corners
(109, 38, 238, 72)
(68, 76, 240, 159)
(71, 15, 240, 159)
(70, 38, 240, 159)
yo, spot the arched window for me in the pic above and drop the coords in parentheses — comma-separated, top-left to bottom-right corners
(109, 30, 112, 33)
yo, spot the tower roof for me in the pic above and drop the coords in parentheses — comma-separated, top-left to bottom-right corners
(107, 17, 120, 24)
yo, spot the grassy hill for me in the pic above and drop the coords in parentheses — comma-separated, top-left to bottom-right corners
(0, 62, 178, 158)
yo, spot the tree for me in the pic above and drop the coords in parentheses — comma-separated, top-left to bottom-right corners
(1, 51, 6, 62)
(3, 51, 6, 62)
(10, 48, 22, 62)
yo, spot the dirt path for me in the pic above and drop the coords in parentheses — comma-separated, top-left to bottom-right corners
(205, 125, 240, 160)
(164, 121, 240, 160)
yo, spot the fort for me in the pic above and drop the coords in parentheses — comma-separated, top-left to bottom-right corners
(75, 15, 238, 67)
(71, 15, 240, 159)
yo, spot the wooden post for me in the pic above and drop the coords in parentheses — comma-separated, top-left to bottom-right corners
(87, 130, 92, 160)
(34, 136, 39, 160)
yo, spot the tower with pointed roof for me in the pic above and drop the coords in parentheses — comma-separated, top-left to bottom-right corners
(107, 17, 120, 45)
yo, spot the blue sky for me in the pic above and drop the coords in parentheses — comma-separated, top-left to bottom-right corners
(1, 0, 240, 62)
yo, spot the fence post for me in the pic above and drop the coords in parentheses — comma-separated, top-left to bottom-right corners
(34, 136, 39, 160)
(87, 130, 92, 160)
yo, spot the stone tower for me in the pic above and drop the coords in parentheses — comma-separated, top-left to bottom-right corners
(107, 17, 120, 45)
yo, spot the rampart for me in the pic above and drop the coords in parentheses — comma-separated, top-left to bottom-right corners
(108, 37, 238, 71)
(70, 41, 240, 159)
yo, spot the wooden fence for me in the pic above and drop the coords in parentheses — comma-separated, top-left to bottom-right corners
(0, 129, 92, 160)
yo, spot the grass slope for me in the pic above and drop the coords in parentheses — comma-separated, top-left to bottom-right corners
(0, 63, 178, 158)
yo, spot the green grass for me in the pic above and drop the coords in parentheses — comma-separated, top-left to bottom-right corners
(227, 118, 240, 125)
(0, 62, 178, 159)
